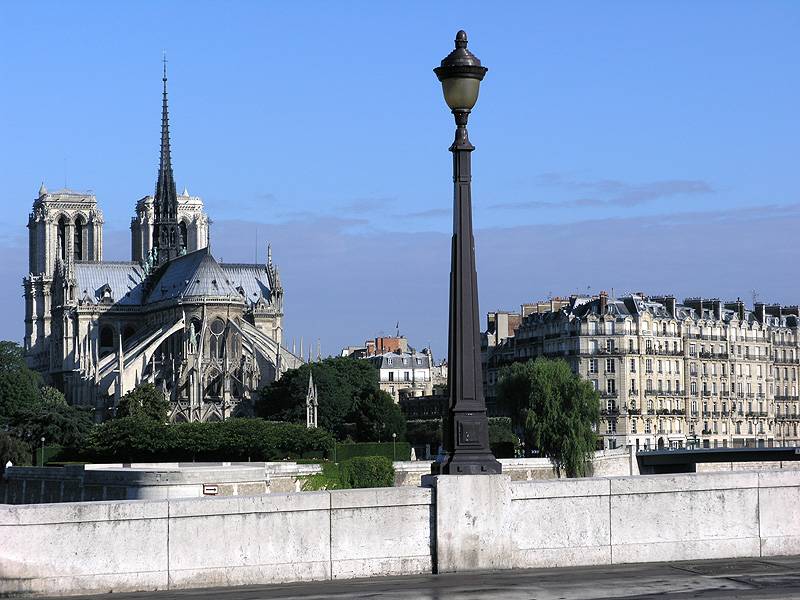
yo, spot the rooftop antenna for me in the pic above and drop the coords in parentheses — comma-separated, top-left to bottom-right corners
(255, 226, 258, 265)
(751, 289, 760, 306)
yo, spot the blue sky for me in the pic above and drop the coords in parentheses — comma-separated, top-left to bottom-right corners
(1, 2, 799, 358)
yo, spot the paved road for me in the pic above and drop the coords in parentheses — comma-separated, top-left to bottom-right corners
(39, 557, 800, 600)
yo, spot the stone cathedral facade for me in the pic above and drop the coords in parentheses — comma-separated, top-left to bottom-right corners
(23, 67, 301, 422)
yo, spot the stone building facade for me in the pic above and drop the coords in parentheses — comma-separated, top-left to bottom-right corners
(22, 67, 301, 422)
(483, 293, 800, 451)
(366, 349, 443, 403)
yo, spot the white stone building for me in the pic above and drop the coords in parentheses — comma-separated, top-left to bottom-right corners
(483, 293, 800, 451)
(366, 349, 439, 403)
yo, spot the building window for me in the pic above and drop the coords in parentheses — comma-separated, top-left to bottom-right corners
(404, 371, 410, 382)
(589, 359, 598, 374)
(388, 372, 394, 382)
(606, 379, 616, 395)
(645, 359, 653, 373)
(605, 358, 615, 373)
(630, 359, 636, 373)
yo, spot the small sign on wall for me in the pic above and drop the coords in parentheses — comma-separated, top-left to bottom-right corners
(203, 484, 219, 496)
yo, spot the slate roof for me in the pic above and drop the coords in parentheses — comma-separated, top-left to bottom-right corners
(74, 262, 145, 305)
(73, 249, 271, 307)
(145, 247, 242, 304)
(221, 263, 271, 305)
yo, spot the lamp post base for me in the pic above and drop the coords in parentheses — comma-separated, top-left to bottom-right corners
(432, 454, 502, 475)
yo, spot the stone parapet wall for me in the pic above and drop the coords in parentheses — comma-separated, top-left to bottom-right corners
(1, 462, 322, 504)
(2, 470, 800, 595)
(0, 486, 433, 597)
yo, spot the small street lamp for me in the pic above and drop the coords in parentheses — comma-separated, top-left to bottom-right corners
(40, 436, 45, 467)
(432, 31, 501, 475)
(392, 432, 397, 461)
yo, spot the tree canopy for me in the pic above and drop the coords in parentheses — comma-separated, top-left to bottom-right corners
(497, 357, 599, 477)
(0, 341, 43, 429)
(0, 342, 93, 450)
(116, 383, 170, 422)
(256, 356, 406, 441)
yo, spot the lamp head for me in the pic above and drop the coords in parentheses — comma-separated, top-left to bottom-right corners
(434, 30, 488, 111)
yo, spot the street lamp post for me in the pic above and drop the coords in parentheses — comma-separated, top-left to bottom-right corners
(432, 31, 501, 475)
(40, 436, 45, 467)
(392, 432, 397, 461)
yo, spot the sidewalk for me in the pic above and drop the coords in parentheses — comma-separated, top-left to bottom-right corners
(38, 556, 800, 599)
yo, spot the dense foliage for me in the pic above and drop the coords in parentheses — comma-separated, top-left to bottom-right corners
(497, 358, 600, 477)
(405, 417, 517, 458)
(340, 456, 395, 488)
(71, 417, 335, 463)
(335, 441, 411, 462)
(303, 456, 396, 490)
(257, 357, 406, 441)
(0, 431, 32, 472)
(0, 341, 43, 429)
(115, 383, 170, 422)
(0, 342, 94, 453)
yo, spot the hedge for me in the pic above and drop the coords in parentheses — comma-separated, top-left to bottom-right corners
(335, 441, 411, 462)
(406, 417, 518, 458)
(340, 456, 395, 488)
(65, 417, 335, 463)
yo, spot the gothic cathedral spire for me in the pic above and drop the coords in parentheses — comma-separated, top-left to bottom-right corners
(152, 54, 181, 266)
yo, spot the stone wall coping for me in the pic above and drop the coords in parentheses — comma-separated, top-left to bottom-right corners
(167, 491, 330, 518)
(609, 471, 761, 496)
(82, 466, 268, 486)
(511, 477, 611, 500)
(758, 469, 800, 488)
(0, 498, 169, 526)
(330, 486, 432, 510)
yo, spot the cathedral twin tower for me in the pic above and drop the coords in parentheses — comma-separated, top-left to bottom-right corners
(23, 65, 298, 422)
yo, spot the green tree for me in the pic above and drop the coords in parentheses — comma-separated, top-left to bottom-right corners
(0, 341, 43, 428)
(497, 357, 599, 477)
(257, 357, 382, 438)
(116, 383, 170, 422)
(13, 386, 94, 449)
(0, 432, 32, 473)
(350, 389, 406, 442)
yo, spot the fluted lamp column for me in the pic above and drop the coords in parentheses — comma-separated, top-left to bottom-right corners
(433, 30, 501, 475)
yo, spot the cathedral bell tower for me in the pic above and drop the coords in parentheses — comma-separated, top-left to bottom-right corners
(152, 57, 182, 266)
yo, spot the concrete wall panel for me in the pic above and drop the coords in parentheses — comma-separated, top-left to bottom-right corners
(330, 487, 433, 579)
(0, 500, 169, 596)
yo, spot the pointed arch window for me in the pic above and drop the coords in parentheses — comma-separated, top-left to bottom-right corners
(73, 215, 85, 261)
(57, 216, 68, 261)
(179, 221, 188, 252)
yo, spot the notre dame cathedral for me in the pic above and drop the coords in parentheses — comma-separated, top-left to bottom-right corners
(23, 65, 302, 422)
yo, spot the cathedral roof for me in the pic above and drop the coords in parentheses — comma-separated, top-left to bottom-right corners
(146, 247, 243, 304)
(220, 263, 272, 304)
(74, 262, 145, 305)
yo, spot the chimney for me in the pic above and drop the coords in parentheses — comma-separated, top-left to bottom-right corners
(766, 304, 782, 318)
(599, 291, 608, 315)
(754, 302, 766, 324)
(710, 299, 722, 321)
(684, 297, 704, 318)
(665, 296, 676, 317)
(784, 306, 800, 317)
(724, 299, 745, 321)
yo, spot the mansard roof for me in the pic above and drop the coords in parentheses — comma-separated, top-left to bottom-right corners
(146, 247, 242, 304)
(74, 261, 145, 305)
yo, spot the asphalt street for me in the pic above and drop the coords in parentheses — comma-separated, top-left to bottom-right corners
(33, 556, 800, 600)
